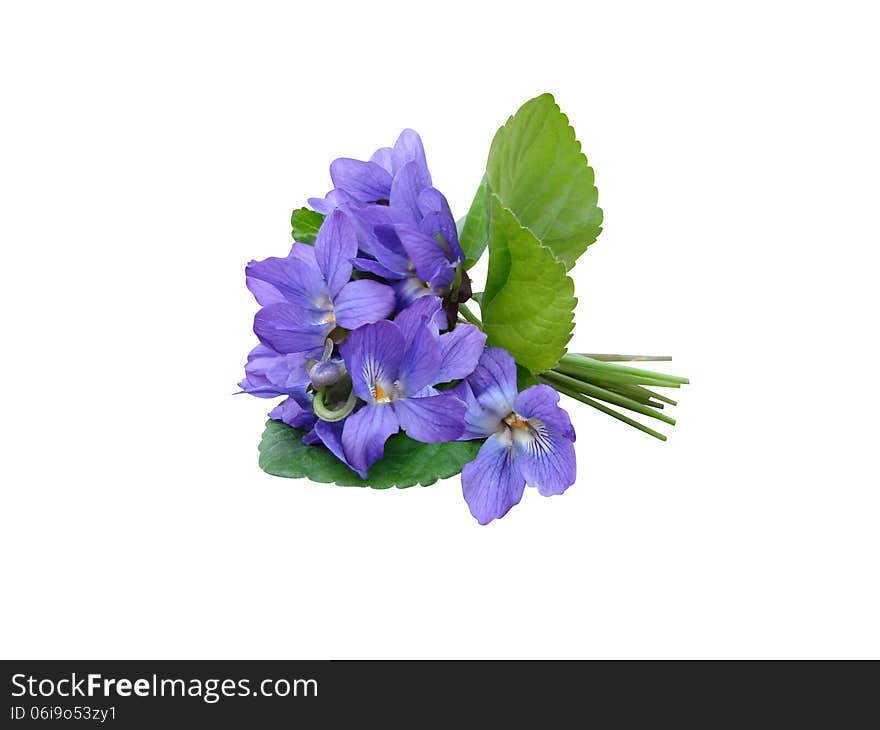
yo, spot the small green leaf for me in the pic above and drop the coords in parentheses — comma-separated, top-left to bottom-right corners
(459, 174, 489, 270)
(290, 207, 325, 244)
(486, 93, 602, 269)
(481, 195, 576, 373)
(258, 419, 483, 488)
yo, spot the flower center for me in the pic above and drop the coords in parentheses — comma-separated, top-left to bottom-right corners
(317, 295, 335, 325)
(504, 413, 552, 456)
(503, 412, 530, 429)
(373, 382, 392, 403)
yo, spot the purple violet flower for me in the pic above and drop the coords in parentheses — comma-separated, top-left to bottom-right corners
(249, 209, 396, 355)
(330, 302, 485, 478)
(268, 392, 318, 432)
(238, 344, 316, 431)
(454, 348, 577, 525)
(309, 129, 429, 212)
(241, 130, 487, 483)
(238, 343, 309, 399)
(353, 217, 461, 308)
(392, 296, 486, 382)
(308, 129, 466, 310)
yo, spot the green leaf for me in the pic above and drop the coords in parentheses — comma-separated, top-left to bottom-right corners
(290, 207, 325, 244)
(481, 195, 576, 373)
(459, 174, 489, 270)
(258, 419, 483, 488)
(486, 93, 602, 269)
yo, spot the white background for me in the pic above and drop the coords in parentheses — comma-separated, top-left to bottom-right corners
(1, 1, 878, 659)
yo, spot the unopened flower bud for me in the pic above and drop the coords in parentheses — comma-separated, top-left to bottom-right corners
(310, 360, 343, 389)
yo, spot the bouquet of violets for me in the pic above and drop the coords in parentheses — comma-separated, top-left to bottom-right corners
(240, 93, 688, 524)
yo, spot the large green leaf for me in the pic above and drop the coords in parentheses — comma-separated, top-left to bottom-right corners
(481, 195, 576, 373)
(258, 419, 483, 488)
(486, 93, 602, 269)
(290, 207, 324, 244)
(459, 174, 489, 269)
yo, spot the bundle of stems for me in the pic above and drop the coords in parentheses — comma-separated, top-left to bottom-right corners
(539, 353, 688, 440)
(459, 304, 688, 440)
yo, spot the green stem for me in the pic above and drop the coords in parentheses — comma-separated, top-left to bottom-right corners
(577, 353, 672, 362)
(555, 361, 681, 389)
(458, 302, 482, 328)
(593, 381, 677, 407)
(560, 353, 689, 385)
(312, 387, 357, 422)
(541, 377, 667, 441)
(541, 370, 676, 426)
(645, 391, 677, 406)
(598, 382, 664, 403)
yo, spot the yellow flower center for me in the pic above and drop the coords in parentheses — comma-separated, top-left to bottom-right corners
(373, 383, 391, 403)
(503, 412, 529, 429)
